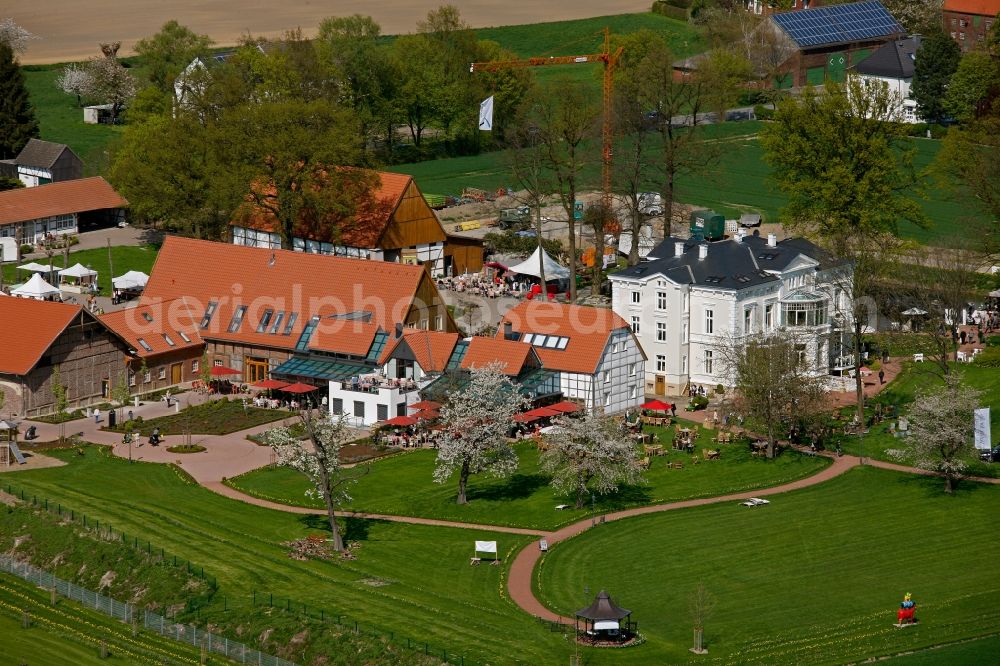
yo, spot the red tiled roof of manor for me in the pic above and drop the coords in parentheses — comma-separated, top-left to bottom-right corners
(141, 236, 428, 352)
(307, 319, 381, 357)
(231, 171, 415, 248)
(380, 328, 460, 372)
(943, 0, 1000, 15)
(0, 177, 127, 226)
(497, 301, 631, 375)
(0, 297, 83, 375)
(99, 298, 204, 358)
(461, 336, 537, 376)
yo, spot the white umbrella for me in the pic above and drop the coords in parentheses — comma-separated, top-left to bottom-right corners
(17, 261, 54, 274)
(507, 246, 569, 280)
(112, 270, 149, 290)
(901, 307, 927, 316)
(58, 263, 98, 279)
(11, 273, 61, 300)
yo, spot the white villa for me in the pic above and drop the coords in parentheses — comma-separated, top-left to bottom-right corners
(850, 36, 922, 123)
(610, 231, 853, 396)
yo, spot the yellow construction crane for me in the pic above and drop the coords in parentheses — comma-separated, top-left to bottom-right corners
(470, 28, 623, 209)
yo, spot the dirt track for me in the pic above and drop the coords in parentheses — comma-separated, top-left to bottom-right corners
(10, 1, 650, 65)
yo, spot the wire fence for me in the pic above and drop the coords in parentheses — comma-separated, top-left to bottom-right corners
(250, 590, 476, 666)
(0, 554, 296, 666)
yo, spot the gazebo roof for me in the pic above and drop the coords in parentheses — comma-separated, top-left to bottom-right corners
(575, 590, 631, 621)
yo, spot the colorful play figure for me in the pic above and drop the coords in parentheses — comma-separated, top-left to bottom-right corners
(896, 593, 917, 625)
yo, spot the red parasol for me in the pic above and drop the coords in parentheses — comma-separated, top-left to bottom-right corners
(524, 406, 561, 419)
(382, 415, 418, 427)
(640, 399, 671, 411)
(282, 382, 319, 393)
(513, 413, 541, 423)
(408, 400, 442, 411)
(548, 401, 581, 414)
(412, 409, 440, 420)
(251, 379, 289, 390)
(210, 365, 241, 377)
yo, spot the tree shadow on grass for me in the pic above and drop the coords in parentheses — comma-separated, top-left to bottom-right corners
(593, 484, 653, 512)
(465, 473, 550, 502)
(296, 514, 386, 541)
(892, 469, 992, 500)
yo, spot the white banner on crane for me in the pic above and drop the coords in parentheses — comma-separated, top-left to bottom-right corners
(974, 407, 991, 450)
(474, 540, 498, 554)
(478, 96, 494, 131)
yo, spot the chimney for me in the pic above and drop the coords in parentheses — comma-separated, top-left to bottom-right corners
(395, 322, 403, 339)
(767, 233, 777, 247)
(503, 321, 513, 340)
(698, 244, 708, 261)
(674, 242, 685, 258)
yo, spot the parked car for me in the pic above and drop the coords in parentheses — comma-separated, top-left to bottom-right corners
(638, 192, 663, 216)
(497, 206, 531, 230)
(980, 445, 1000, 463)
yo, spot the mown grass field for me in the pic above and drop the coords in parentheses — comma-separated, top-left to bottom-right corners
(1, 244, 158, 293)
(228, 418, 829, 530)
(536, 466, 1000, 665)
(0, 447, 564, 665)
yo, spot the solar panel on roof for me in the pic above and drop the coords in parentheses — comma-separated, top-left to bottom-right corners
(771, 1, 902, 49)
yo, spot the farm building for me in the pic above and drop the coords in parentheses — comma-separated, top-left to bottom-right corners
(0, 297, 131, 417)
(140, 236, 458, 387)
(943, 0, 1000, 52)
(99, 298, 206, 393)
(0, 177, 128, 246)
(746, 0, 822, 16)
(230, 171, 483, 276)
(0, 139, 83, 187)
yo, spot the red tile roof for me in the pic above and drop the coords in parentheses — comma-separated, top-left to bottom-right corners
(0, 177, 127, 226)
(0, 297, 84, 375)
(98, 298, 204, 358)
(231, 171, 417, 248)
(943, 0, 1000, 15)
(380, 328, 460, 372)
(497, 301, 632, 375)
(141, 236, 430, 353)
(307, 319, 381, 357)
(461, 336, 538, 376)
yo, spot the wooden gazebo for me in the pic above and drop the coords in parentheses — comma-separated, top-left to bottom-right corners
(575, 590, 636, 644)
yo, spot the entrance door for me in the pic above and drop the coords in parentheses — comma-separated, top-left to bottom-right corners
(101, 380, 109, 398)
(170, 363, 182, 384)
(655, 375, 665, 396)
(244, 356, 268, 384)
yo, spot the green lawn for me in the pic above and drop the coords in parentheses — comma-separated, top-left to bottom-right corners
(105, 398, 294, 436)
(0, 446, 565, 665)
(228, 419, 829, 530)
(0, 573, 209, 665)
(536, 466, 1000, 665)
(21, 65, 125, 166)
(2, 244, 159, 294)
(879, 634, 1000, 664)
(834, 362, 1000, 478)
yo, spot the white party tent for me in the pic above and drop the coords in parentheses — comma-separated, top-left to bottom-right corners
(58, 263, 98, 287)
(11, 273, 61, 300)
(112, 270, 149, 290)
(507, 246, 569, 281)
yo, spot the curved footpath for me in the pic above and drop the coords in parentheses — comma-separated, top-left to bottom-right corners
(20, 397, 999, 626)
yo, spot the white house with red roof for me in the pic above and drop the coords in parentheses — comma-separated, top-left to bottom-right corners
(495, 301, 645, 415)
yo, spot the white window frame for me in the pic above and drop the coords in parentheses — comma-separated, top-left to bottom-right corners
(629, 363, 637, 377)
(705, 309, 714, 334)
(656, 321, 667, 342)
(656, 355, 666, 372)
(631, 291, 641, 304)
(158, 367, 166, 380)
(603, 369, 611, 384)
(631, 317, 640, 334)
(704, 350, 714, 375)
(656, 291, 667, 311)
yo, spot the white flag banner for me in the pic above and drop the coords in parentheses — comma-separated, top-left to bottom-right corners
(474, 540, 498, 554)
(974, 407, 991, 450)
(478, 96, 494, 131)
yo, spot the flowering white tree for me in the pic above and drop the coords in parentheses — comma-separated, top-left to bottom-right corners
(539, 412, 643, 509)
(83, 54, 137, 124)
(263, 410, 367, 551)
(0, 19, 38, 55)
(434, 365, 527, 504)
(890, 377, 982, 494)
(56, 64, 92, 108)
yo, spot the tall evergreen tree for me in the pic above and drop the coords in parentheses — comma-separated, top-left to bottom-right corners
(911, 30, 961, 124)
(0, 41, 39, 159)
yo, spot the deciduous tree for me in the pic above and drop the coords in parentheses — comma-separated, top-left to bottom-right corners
(134, 20, 213, 93)
(434, 365, 527, 505)
(56, 63, 92, 108)
(889, 377, 982, 493)
(911, 30, 961, 124)
(943, 50, 1000, 123)
(698, 48, 753, 123)
(0, 41, 39, 159)
(718, 331, 827, 459)
(0, 18, 38, 55)
(82, 51, 137, 124)
(539, 411, 643, 509)
(264, 411, 368, 551)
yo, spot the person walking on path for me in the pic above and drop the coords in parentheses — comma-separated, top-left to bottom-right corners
(878, 369, 885, 385)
